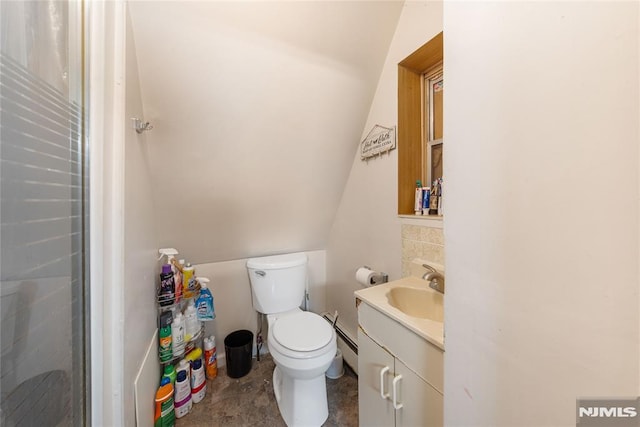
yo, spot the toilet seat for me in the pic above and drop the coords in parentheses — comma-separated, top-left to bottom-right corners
(272, 311, 333, 352)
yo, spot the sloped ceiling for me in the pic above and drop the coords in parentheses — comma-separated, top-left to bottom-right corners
(128, 1, 403, 264)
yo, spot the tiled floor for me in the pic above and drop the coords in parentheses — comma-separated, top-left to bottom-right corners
(176, 354, 359, 426)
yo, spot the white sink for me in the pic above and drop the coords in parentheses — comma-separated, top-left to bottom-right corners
(354, 276, 444, 349)
(387, 286, 444, 322)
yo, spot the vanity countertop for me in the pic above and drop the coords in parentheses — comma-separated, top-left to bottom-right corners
(355, 276, 444, 350)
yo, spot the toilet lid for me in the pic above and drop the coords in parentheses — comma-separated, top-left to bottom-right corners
(272, 312, 333, 352)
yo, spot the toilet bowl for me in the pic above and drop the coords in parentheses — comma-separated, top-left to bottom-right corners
(268, 310, 336, 376)
(267, 309, 336, 426)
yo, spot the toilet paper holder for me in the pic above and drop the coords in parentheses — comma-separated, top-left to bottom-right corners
(363, 266, 389, 285)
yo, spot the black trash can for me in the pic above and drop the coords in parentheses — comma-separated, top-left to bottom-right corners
(224, 329, 254, 378)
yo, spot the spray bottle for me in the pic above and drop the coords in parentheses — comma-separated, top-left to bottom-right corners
(204, 336, 218, 380)
(195, 278, 215, 321)
(159, 248, 182, 304)
(158, 263, 175, 307)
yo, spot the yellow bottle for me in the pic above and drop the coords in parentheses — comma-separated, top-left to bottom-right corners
(184, 347, 203, 364)
(182, 262, 195, 298)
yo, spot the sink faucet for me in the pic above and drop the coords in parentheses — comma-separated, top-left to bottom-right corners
(422, 264, 445, 294)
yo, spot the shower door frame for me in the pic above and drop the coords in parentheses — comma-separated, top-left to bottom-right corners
(87, 0, 127, 425)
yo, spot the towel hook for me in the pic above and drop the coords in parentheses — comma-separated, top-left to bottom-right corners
(131, 117, 153, 134)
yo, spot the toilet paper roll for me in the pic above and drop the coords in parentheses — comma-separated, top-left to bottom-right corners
(355, 267, 376, 287)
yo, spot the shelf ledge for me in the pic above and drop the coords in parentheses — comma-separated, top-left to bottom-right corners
(398, 215, 443, 228)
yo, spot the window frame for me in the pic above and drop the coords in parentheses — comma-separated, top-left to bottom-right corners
(424, 63, 443, 186)
(397, 32, 443, 215)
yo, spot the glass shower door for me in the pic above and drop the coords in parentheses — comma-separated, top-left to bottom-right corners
(0, 1, 89, 425)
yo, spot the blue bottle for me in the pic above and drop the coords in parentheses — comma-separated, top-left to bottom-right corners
(195, 278, 215, 321)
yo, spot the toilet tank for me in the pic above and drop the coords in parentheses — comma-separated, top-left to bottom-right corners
(246, 253, 307, 314)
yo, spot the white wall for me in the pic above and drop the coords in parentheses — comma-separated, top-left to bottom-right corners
(194, 250, 326, 364)
(444, 2, 639, 425)
(326, 1, 443, 340)
(95, 1, 417, 424)
(128, 1, 403, 266)
(123, 6, 159, 426)
(116, 3, 403, 423)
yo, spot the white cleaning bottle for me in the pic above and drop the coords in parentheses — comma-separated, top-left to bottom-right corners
(174, 359, 192, 417)
(171, 312, 186, 357)
(184, 300, 200, 341)
(190, 357, 207, 404)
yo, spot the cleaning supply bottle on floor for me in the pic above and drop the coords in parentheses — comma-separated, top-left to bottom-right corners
(195, 278, 215, 321)
(190, 357, 207, 404)
(154, 379, 175, 427)
(174, 368, 192, 418)
(204, 336, 218, 379)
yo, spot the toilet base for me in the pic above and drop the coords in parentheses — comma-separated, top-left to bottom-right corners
(273, 366, 328, 427)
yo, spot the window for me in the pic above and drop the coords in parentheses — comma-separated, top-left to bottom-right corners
(424, 64, 443, 186)
(397, 32, 443, 215)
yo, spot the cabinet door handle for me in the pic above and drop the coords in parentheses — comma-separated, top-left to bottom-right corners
(392, 374, 403, 410)
(379, 366, 390, 400)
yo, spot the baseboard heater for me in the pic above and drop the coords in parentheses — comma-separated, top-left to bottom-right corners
(321, 312, 358, 375)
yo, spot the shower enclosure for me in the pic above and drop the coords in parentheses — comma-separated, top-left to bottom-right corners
(1, 1, 89, 425)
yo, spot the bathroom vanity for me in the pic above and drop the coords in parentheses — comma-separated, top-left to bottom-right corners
(355, 276, 444, 426)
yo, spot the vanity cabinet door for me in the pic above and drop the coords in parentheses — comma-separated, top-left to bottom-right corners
(358, 328, 395, 427)
(394, 358, 443, 427)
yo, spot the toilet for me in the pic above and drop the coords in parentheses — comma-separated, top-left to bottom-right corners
(247, 253, 336, 427)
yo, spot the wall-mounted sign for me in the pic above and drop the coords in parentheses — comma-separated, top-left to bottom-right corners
(360, 125, 396, 160)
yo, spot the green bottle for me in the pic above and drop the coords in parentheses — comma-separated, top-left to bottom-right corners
(162, 364, 177, 385)
(154, 378, 175, 427)
(159, 312, 173, 363)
